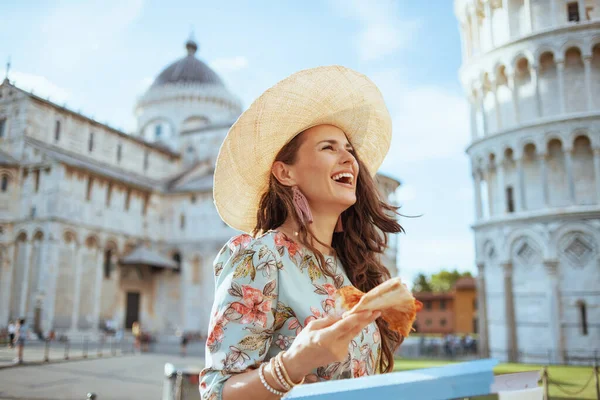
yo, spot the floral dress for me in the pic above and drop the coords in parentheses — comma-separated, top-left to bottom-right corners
(199, 230, 381, 399)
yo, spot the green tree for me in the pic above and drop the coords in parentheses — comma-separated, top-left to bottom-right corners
(412, 273, 433, 293)
(429, 269, 472, 292)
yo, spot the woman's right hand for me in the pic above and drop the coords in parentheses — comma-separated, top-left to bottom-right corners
(281, 310, 381, 382)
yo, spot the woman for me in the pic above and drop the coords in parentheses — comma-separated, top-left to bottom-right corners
(201, 66, 403, 400)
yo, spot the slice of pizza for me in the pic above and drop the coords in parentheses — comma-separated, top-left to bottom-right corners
(334, 278, 423, 337)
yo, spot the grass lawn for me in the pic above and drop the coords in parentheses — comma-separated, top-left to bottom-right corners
(393, 358, 598, 399)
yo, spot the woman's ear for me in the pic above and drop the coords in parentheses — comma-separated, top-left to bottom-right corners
(271, 161, 297, 187)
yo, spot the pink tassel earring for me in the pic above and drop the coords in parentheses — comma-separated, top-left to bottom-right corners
(292, 186, 313, 224)
(335, 215, 344, 232)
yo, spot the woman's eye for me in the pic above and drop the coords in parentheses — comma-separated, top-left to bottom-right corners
(323, 145, 334, 151)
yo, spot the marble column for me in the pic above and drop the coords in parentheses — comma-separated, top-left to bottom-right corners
(479, 95, 489, 136)
(594, 149, 600, 203)
(92, 248, 104, 331)
(471, 8, 481, 55)
(42, 238, 59, 334)
(578, 0, 587, 21)
(484, 1, 495, 48)
(564, 149, 576, 204)
(70, 245, 84, 330)
(473, 171, 483, 220)
(18, 240, 33, 317)
(517, 158, 527, 211)
(476, 262, 490, 358)
(0, 244, 14, 323)
(470, 100, 479, 140)
(492, 80, 502, 130)
(544, 260, 564, 363)
(502, 262, 518, 362)
(540, 153, 550, 206)
(584, 56, 593, 110)
(557, 61, 566, 114)
(550, 0, 559, 26)
(497, 160, 506, 214)
(531, 64, 543, 118)
(505, 0, 513, 39)
(524, 0, 533, 32)
(507, 74, 521, 125)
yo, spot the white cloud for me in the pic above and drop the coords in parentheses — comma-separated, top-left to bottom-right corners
(329, 0, 420, 61)
(210, 56, 249, 72)
(9, 71, 72, 104)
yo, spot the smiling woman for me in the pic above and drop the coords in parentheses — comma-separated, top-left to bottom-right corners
(202, 66, 406, 400)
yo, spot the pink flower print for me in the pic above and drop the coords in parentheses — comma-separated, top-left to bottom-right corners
(228, 234, 252, 251)
(304, 306, 323, 326)
(274, 232, 301, 257)
(288, 318, 302, 336)
(373, 328, 381, 344)
(351, 359, 368, 378)
(230, 285, 272, 328)
(275, 334, 291, 350)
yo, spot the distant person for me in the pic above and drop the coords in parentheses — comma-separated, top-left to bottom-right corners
(7, 320, 15, 348)
(14, 319, 26, 364)
(132, 321, 141, 351)
(180, 334, 188, 357)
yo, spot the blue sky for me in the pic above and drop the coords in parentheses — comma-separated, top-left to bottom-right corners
(1, 0, 476, 284)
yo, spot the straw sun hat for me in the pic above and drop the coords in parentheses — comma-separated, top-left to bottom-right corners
(213, 65, 392, 233)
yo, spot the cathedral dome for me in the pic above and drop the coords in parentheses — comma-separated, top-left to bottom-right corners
(152, 40, 223, 87)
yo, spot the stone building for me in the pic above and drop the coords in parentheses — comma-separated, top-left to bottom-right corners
(0, 40, 400, 339)
(455, 0, 600, 363)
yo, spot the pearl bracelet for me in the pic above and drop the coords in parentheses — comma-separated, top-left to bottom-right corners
(259, 362, 286, 397)
(270, 357, 292, 391)
(272, 356, 292, 391)
(277, 351, 306, 387)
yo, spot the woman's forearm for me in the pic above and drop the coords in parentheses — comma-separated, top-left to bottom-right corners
(222, 361, 292, 400)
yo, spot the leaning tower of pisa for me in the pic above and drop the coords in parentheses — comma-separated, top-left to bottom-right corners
(454, 1, 600, 364)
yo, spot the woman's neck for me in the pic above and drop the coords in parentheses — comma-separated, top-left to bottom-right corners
(278, 211, 339, 256)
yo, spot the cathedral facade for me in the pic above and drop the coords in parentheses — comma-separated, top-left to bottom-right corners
(0, 41, 400, 339)
(455, 0, 600, 363)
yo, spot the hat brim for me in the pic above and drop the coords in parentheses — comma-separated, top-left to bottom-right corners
(214, 65, 392, 233)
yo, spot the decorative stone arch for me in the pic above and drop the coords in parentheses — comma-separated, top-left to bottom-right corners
(104, 238, 119, 254)
(84, 235, 100, 250)
(511, 51, 535, 71)
(560, 41, 588, 59)
(502, 145, 517, 161)
(503, 228, 549, 263)
(544, 133, 568, 151)
(518, 137, 540, 155)
(0, 169, 17, 181)
(550, 221, 600, 260)
(32, 230, 44, 241)
(15, 231, 27, 242)
(569, 129, 597, 149)
(535, 46, 558, 64)
(590, 35, 600, 51)
(63, 230, 78, 246)
(482, 239, 499, 263)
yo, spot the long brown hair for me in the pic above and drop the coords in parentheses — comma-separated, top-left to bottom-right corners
(253, 130, 405, 373)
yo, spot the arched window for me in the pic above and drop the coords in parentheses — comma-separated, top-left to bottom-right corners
(172, 252, 182, 272)
(180, 214, 186, 230)
(104, 249, 113, 279)
(55, 120, 61, 141)
(578, 301, 588, 335)
(88, 132, 94, 152)
(0, 118, 6, 138)
(1, 175, 8, 192)
(116, 144, 122, 163)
